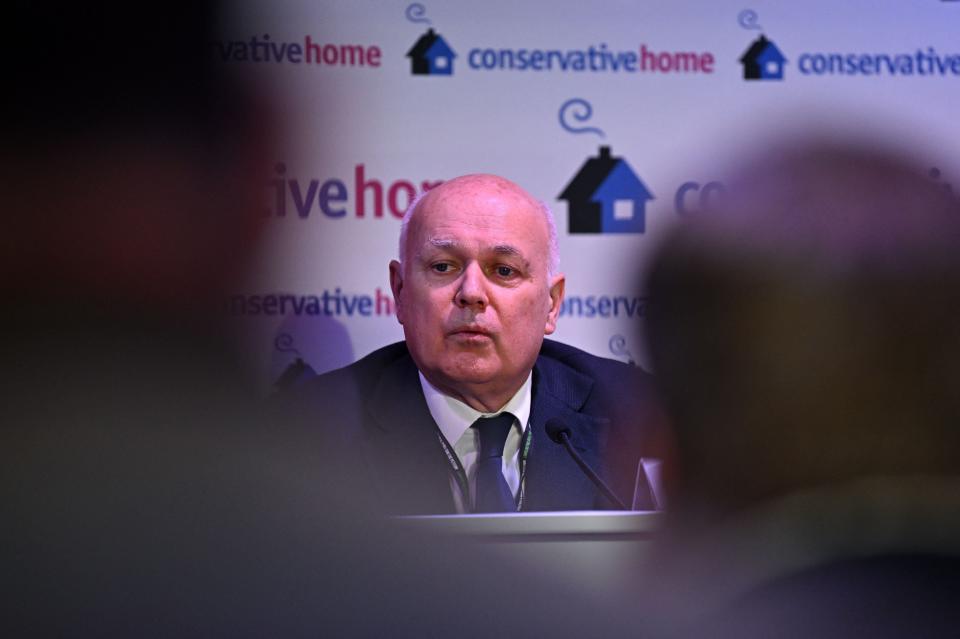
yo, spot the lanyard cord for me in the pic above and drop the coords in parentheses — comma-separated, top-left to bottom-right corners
(434, 429, 470, 508)
(516, 426, 533, 511)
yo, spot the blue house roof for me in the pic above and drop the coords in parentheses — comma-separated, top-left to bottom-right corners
(757, 41, 786, 65)
(426, 36, 455, 60)
(591, 159, 653, 204)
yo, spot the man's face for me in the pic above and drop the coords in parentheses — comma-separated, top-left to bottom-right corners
(389, 175, 564, 409)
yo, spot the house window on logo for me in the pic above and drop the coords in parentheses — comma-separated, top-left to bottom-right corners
(766, 61, 779, 75)
(435, 57, 448, 70)
(613, 199, 634, 220)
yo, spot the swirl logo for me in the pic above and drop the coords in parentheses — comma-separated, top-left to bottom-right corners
(558, 98, 606, 138)
(737, 9, 762, 31)
(405, 3, 431, 25)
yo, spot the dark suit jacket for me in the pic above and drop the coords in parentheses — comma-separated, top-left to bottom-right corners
(290, 339, 663, 515)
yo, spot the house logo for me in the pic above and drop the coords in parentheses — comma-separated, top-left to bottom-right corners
(740, 35, 787, 80)
(406, 28, 456, 75)
(558, 146, 654, 234)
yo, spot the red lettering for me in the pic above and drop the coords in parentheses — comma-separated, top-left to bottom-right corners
(375, 287, 394, 315)
(304, 36, 320, 63)
(388, 180, 416, 218)
(638, 44, 714, 73)
(322, 44, 338, 65)
(355, 164, 383, 217)
(701, 52, 715, 73)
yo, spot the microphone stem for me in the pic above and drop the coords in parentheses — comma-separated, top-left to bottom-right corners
(559, 432, 627, 510)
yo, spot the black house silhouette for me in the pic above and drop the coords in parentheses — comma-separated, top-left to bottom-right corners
(558, 146, 619, 233)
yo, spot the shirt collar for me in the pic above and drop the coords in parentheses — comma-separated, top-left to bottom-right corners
(419, 371, 532, 446)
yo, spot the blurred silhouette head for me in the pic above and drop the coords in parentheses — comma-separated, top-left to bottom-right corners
(0, 1, 270, 325)
(644, 142, 960, 514)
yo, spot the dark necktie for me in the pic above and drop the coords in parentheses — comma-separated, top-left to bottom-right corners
(472, 412, 517, 513)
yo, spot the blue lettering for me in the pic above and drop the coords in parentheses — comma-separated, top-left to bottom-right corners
(290, 179, 319, 218)
(262, 295, 278, 315)
(319, 179, 347, 217)
(343, 295, 359, 315)
(880, 55, 895, 74)
(269, 40, 288, 63)
(584, 296, 597, 317)
(675, 181, 699, 215)
(482, 49, 497, 69)
(570, 51, 587, 71)
(514, 49, 528, 70)
(845, 54, 858, 74)
(530, 50, 545, 70)
(288, 43, 302, 63)
(549, 50, 568, 70)
(598, 297, 611, 317)
(358, 296, 373, 316)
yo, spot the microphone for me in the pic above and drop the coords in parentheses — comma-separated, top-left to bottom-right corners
(545, 418, 628, 510)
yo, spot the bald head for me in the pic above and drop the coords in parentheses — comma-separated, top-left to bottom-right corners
(399, 174, 559, 276)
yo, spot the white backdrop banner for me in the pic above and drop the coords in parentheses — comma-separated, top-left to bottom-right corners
(219, 0, 960, 390)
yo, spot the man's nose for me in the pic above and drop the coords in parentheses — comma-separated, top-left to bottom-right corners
(455, 263, 488, 309)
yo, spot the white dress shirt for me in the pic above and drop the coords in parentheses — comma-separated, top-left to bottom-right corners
(419, 371, 532, 513)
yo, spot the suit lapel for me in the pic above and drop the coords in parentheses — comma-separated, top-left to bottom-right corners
(522, 355, 611, 511)
(362, 352, 457, 514)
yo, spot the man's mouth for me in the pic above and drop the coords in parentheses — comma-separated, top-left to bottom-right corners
(447, 326, 494, 341)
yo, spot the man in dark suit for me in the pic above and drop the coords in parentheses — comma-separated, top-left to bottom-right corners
(295, 174, 663, 515)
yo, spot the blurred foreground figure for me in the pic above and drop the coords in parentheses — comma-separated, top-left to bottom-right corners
(0, 4, 630, 636)
(640, 142, 960, 638)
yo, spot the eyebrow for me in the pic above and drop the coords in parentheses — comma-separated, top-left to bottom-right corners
(492, 244, 523, 259)
(427, 238, 460, 250)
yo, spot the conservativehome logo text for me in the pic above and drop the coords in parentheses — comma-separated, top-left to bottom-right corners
(266, 163, 443, 219)
(214, 34, 382, 67)
(797, 47, 960, 76)
(468, 43, 714, 74)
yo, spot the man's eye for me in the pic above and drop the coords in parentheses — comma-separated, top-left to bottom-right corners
(432, 263, 452, 273)
(495, 265, 516, 278)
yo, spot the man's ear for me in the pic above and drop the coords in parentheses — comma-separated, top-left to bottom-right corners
(544, 273, 565, 335)
(389, 260, 405, 325)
